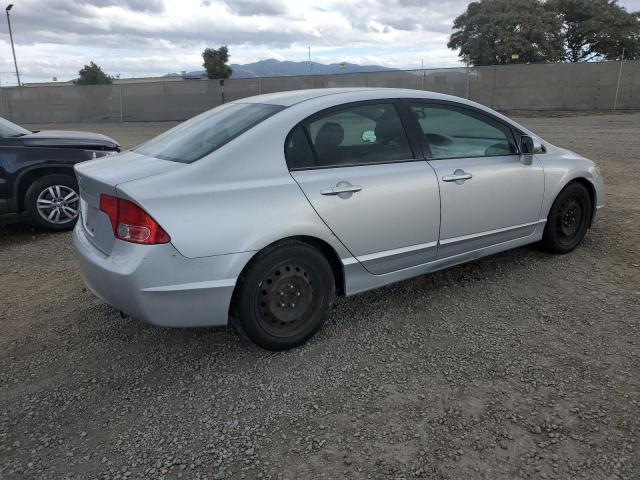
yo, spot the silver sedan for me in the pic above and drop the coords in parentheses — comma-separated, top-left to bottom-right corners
(73, 88, 604, 350)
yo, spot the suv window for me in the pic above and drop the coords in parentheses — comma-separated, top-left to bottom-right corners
(285, 103, 413, 170)
(0, 117, 30, 138)
(410, 103, 517, 159)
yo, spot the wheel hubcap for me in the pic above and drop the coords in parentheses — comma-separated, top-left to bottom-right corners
(256, 263, 315, 336)
(36, 185, 79, 225)
(556, 196, 583, 240)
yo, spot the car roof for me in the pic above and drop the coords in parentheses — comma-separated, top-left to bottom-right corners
(234, 87, 537, 138)
(236, 87, 460, 107)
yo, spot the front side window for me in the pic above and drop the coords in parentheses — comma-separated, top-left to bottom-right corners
(135, 103, 283, 163)
(410, 103, 517, 160)
(286, 103, 413, 170)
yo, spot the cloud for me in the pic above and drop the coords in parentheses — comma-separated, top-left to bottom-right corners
(331, 0, 467, 34)
(85, 0, 166, 13)
(0, 0, 473, 84)
(223, 0, 289, 16)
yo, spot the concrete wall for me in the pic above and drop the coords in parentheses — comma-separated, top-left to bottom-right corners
(0, 61, 637, 124)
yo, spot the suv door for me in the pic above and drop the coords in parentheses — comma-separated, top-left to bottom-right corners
(0, 136, 20, 211)
(408, 101, 545, 258)
(287, 101, 440, 275)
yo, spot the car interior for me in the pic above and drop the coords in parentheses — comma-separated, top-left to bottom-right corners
(285, 102, 519, 170)
(287, 104, 414, 169)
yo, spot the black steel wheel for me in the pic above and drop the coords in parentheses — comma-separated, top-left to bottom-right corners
(542, 182, 592, 254)
(233, 241, 335, 350)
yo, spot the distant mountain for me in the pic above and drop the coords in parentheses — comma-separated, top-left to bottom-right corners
(229, 59, 396, 78)
(166, 59, 395, 80)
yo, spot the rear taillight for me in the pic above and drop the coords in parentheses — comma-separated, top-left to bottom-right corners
(99, 194, 170, 245)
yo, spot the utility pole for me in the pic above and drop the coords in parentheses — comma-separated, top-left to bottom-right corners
(613, 47, 625, 111)
(308, 45, 312, 73)
(5, 4, 21, 87)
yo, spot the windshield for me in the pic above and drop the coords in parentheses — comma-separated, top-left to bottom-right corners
(0, 117, 30, 138)
(134, 103, 284, 163)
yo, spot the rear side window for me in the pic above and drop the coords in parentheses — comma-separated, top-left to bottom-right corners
(285, 103, 413, 170)
(410, 103, 517, 159)
(135, 103, 283, 163)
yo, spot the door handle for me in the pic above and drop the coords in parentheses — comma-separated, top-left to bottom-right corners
(320, 184, 362, 196)
(442, 170, 473, 183)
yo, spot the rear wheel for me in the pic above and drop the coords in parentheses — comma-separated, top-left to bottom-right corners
(25, 174, 80, 231)
(233, 241, 335, 351)
(541, 182, 592, 254)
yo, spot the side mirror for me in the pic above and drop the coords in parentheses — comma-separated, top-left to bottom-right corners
(520, 135, 543, 155)
(361, 130, 377, 143)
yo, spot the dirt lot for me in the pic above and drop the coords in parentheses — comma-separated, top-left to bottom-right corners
(1, 113, 639, 479)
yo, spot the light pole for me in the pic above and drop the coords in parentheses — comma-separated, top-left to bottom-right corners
(5, 4, 21, 87)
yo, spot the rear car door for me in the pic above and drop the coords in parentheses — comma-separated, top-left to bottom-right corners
(408, 101, 544, 258)
(287, 101, 440, 275)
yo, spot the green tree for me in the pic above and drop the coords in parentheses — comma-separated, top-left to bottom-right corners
(448, 0, 564, 66)
(202, 46, 233, 79)
(76, 61, 113, 85)
(546, 0, 640, 61)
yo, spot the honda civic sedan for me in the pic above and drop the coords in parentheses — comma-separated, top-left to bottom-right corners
(73, 88, 604, 350)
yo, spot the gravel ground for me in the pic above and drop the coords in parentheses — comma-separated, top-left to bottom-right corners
(1, 113, 639, 480)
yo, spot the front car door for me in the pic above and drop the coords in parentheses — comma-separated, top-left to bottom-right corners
(287, 101, 440, 275)
(0, 133, 22, 213)
(407, 101, 545, 258)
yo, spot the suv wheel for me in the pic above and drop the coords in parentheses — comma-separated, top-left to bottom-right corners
(25, 174, 80, 231)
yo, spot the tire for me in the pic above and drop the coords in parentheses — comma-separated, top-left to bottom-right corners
(233, 241, 335, 351)
(25, 174, 80, 232)
(541, 182, 592, 254)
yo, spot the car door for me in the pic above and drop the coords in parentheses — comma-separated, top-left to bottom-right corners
(0, 136, 8, 204)
(407, 101, 545, 258)
(287, 101, 440, 275)
(0, 135, 22, 208)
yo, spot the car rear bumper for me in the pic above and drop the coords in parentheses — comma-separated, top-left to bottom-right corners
(73, 224, 254, 327)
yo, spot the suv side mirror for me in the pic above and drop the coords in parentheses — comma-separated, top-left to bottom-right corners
(520, 135, 543, 155)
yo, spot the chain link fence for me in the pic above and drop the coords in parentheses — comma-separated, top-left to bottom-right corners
(0, 60, 637, 124)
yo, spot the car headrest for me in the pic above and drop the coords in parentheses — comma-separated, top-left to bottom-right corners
(375, 110, 405, 145)
(315, 122, 344, 149)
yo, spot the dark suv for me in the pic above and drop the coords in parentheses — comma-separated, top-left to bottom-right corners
(0, 117, 119, 231)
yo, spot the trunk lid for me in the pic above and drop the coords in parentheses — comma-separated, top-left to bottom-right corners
(74, 151, 183, 255)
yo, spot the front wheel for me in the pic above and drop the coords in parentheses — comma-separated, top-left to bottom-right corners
(233, 241, 335, 351)
(25, 174, 80, 231)
(541, 182, 592, 254)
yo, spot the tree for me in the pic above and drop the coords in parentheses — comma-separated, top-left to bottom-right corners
(202, 46, 233, 79)
(76, 61, 113, 85)
(546, 0, 640, 61)
(448, 0, 564, 66)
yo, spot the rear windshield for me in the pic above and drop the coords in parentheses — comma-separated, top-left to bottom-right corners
(134, 103, 284, 163)
(0, 116, 30, 138)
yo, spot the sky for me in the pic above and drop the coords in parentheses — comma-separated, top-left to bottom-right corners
(0, 0, 639, 85)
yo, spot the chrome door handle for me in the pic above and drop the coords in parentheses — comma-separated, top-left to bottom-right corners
(442, 170, 473, 183)
(320, 184, 362, 195)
